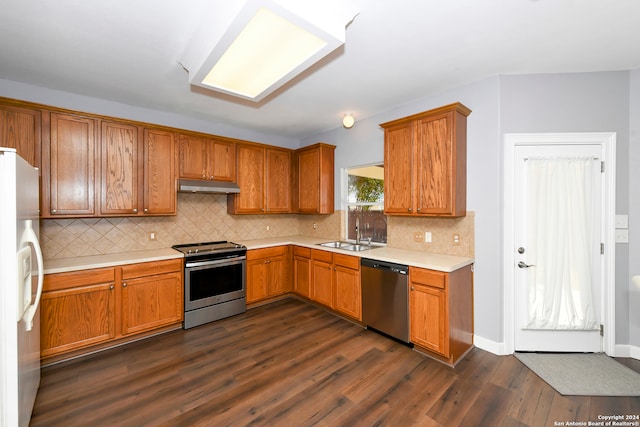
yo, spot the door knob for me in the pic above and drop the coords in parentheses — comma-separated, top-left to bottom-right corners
(518, 261, 535, 268)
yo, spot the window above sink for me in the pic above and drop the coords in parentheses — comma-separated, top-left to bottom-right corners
(344, 164, 387, 245)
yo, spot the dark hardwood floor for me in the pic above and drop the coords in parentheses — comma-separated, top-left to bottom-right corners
(31, 298, 640, 427)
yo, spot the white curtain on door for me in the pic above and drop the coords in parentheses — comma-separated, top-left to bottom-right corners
(526, 157, 598, 330)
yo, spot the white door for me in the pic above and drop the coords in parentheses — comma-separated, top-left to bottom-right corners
(510, 140, 609, 353)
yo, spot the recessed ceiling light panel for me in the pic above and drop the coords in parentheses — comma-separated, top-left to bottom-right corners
(188, 0, 356, 102)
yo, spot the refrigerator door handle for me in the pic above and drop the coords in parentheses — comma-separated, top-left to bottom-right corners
(21, 219, 43, 332)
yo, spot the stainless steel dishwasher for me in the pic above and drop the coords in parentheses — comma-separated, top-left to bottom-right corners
(361, 258, 410, 344)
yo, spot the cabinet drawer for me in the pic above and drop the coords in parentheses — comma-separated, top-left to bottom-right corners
(311, 248, 333, 263)
(121, 258, 182, 280)
(247, 245, 288, 261)
(44, 267, 115, 292)
(293, 245, 311, 258)
(409, 267, 446, 289)
(333, 253, 359, 270)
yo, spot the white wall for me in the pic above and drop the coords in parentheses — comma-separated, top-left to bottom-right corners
(0, 78, 300, 149)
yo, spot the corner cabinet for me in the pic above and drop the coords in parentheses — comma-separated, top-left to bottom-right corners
(408, 264, 473, 365)
(381, 103, 471, 217)
(0, 102, 41, 167)
(40, 259, 183, 362)
(293, 143, 335, 214)
(228, 144, 291, 214)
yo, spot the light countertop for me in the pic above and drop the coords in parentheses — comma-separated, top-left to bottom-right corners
(43, 248, 184, 275)
(43, 236, 474, 275)
(238, 236, 473, 272)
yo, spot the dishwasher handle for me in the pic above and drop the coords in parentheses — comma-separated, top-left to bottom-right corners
(361, 258, 408, 275)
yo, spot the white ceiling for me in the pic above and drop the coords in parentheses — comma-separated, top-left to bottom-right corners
(1, 0, 640, 140)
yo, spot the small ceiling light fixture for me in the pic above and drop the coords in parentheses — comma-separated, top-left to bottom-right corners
(183, 0, 358, 103)
(343, 113, 355, 129)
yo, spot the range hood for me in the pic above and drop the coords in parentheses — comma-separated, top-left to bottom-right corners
(178, 179, 240, 194)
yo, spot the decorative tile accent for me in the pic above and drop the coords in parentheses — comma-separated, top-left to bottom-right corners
(40, 195, 474, 260)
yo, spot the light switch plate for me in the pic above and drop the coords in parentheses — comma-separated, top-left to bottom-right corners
(615, 229, 629, 243)
(615, 214, 628, 229)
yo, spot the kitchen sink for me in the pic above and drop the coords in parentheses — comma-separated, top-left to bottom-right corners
(317, 241, 379, 252)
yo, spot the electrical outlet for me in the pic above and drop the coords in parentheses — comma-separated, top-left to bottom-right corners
(413, 232, 423, 242)
(149, 232, 156, 241)
(424, 231, 432, 243)
(453, 234, 461, 245)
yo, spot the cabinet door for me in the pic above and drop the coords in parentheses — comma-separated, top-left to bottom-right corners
(41, 278, 116, 358)
(266, 148, 291, 213)
(48, 113, 97, 216)
(143, 128, 176, 215)
(121, 271, 183, 336)
(0, 105, 41, 167)
(100, 120, 139, 215)
(232, 144, 265, 213)
(296, 148, 319, 213)
(208, 139, 236, 181)
(416, 112, 453, 215)
(311, 258, 333, 307)
(246, 257, 269, 303)
(178, 134, 208, 179)
(409, 282, 448, 356)
(384, 122, 414, 214)
(293, 247, 311, 298)
(334, 265, 361, 320)
(267, 253, 287, 296)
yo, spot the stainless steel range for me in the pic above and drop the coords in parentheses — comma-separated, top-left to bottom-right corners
(172, 241, 247, 329)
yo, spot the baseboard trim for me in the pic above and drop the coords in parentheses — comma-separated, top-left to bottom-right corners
(473, 335, 508, 355)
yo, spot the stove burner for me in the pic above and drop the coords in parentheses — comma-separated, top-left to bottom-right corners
(172, 241, 247, 260)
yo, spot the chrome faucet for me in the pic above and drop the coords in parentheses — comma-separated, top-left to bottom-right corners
(355, 217, 360, 244)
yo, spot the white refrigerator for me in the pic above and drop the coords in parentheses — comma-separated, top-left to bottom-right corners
(0, 148, 44, 427)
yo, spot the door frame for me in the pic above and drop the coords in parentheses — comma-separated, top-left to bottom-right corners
(503, 132, 616, 356)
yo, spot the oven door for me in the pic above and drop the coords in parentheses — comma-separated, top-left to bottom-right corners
(184, 257, 246, 312)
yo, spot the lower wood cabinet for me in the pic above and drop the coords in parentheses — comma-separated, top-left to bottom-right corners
(409, 264, 473, 365)
(41, 258, 183, 361)
(246, 246, 290, 304)
(308, 249, 361, 321)
(293, 246, 311, 298)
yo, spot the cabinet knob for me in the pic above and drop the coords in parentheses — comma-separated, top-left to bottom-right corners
(210, 176, 214, 180)
(408, 208, 412, 212)
(123, 282, 127, 287)
(334, 267, 337, 271)
(51, 209, 57, 214)
(410, 286, 415, 291)
(144, 208, 149, 213)
(110, 285, 114, 290)
(416, 207, 421, 212)
(132, 208, 138, 213)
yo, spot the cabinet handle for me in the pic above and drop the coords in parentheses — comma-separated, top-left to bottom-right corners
(122, 282, 127, 287)
(132, 208, 138, 213)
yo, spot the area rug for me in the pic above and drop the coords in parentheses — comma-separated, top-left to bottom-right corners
(514, 352, 640, 396)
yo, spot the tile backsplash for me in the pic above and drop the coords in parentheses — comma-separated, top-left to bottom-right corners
(40, 193, 474, 259)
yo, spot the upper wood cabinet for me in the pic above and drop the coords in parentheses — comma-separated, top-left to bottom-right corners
(100, 120, 139, 215)
(228, 143, 291, 214)
(45, 112, 98, 216)
(178, 134, 235, 182)
(142, 128, 177, 215)
(293, 143, 335, 214)
(0, 103, 41, 167)
(43, 113, 177, 218)
(381, 103, 471, 217)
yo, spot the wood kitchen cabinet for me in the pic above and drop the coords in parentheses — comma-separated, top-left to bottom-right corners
(310, 249, 334, 307)
(293, 143, 335, 214)
(178, 133, 235, 182)
(142, 128, 177, 215)
(40, 258, 183, 362)
(120, 259, 183, 336)
(41, 267, 116, 358)
(381, 103, 471, 217)
(44, 112, 98, 216)
(100, 120, 139, 215)
(408, 264, 473, 365)
(246, 246, 290, 304)
(293, 246, 311, 298)
(228, 143, 291, 214)
(0, 102, 41, 167)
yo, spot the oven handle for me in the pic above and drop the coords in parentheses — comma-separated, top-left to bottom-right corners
(185, 256, 246, 269)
